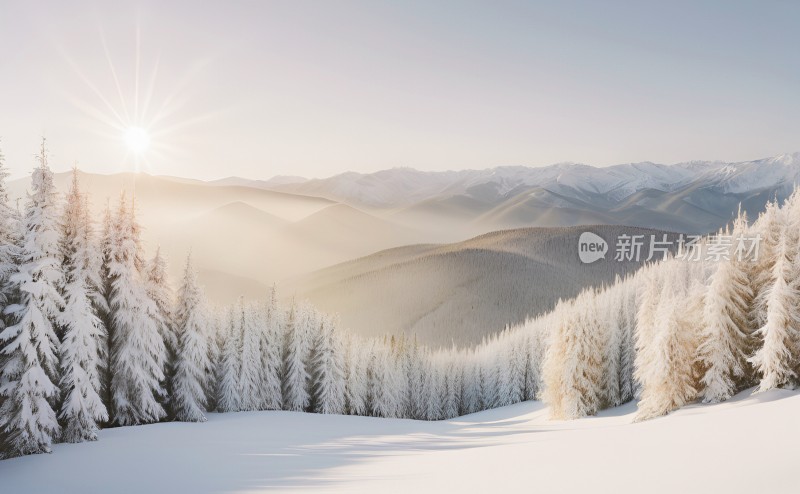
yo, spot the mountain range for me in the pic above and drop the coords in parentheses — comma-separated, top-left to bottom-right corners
(257, 152, 800, 234)
(7, 151, 800, 342)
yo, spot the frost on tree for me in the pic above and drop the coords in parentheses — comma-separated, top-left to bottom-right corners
(636, 265, 702, 421)
(698, 218, 753, 403)
(217, 306, 242, 412)
(310, 316, 346, 414)
(0, 143, 63, 456)
(144, 247, 177, 415)
(172, 255, 211, 422)
(343, 334, 368, 416)
(0, 140, 19, 313)
(542, 292, 604, 420)
(749, 227, 800, 392)
(258, 285, 283, 411)
(108, 195, 167, 426)
(58, 168, 108, 442)
(238, 300, 262, 411)
(282, 302, 311, 412)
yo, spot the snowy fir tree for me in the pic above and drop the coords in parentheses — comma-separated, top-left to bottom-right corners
(0, 141, 63, 456)
(58, 168, 107, 442)
(310, 316, 346, 414)
(0, 139, 19, 313)
(697, 221, 753, 403)
(749, 227, 800, 392)
(282, 302, 311, 412)
(144, 247, 176, 413)
(258, 285, 283, 411)
(217, 306, 242, 413)
(343, 334, 368, 416)
(107, 195, 167, 425)
(171, 255, 211, 422)
(238, 300, 263, 411)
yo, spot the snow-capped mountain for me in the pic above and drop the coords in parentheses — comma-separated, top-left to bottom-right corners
(260, 153, 800, 233)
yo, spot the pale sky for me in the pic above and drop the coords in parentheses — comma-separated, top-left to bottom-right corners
(1, 1, 799, 180)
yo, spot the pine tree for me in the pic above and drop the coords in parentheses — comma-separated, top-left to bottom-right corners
(460, 354, 480, 415)
(618, 281, 637, 403)
(441, 353, 461, 419)
(368, 340, 401, 418)
(698, 229, 753, 403)
(343, 334, 368, 416)
(172, 255, 211, 422)
(543, 291, 604, 419)
(636, 265, 702, 420)
(58, 168, 108, 442)
(600, 288, 623, 408)
(310, 316, 346, 414)
(217, 307, 241, 412)
(108, 195, 167, 425)
(238, 300, 262, 411)
(749, 228, 800, 392)
(97, 202, 115, 414)
(0, 138, 19, 311)
(144, 247, 175, 415)
(259, 285, 283, 410)
(282, 302, 311, 412)
(0, 141, 63, 456)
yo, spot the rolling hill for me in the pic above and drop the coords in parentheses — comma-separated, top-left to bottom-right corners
(283, 225, 681, 347)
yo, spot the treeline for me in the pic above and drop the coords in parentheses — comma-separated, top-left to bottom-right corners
(3, 138, 797, 461)
(0, 141, 546, 460)
(539, 193, 800, 420)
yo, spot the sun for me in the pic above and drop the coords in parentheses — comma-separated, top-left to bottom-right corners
(124, 126, 150, 154)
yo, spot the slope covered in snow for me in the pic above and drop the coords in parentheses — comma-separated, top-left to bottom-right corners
(1, 388, 797, 493)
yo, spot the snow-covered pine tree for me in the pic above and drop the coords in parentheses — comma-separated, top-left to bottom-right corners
(460, 353, 480, 415)
(0, 141, 63, 456)
(343, 334, 368, 416)
(636, 264, 702, 420)
(282, 302, 311, 412)
(403, 335, 424, 419)
(0, 139, 19, 314)
(216, 306, 242, 412)
(541, 299, 571, 418)
(507, 333, 526, 405)
(172, 255, 211, 422)
(310, 316, 346, 414)
(369, 340, 402, 418)
(238, 300, 262, 411)
(600, 287, 623, 408)
(97, 202, 114, 412)
(144, 247, 176, 414)
(698, 224, 753, 403)
(58, 168, 108, 442)
(490, 337, 515, 409)
(618, 279, 637, 403)
(441, 352, 461, 419)
(258, 285, 283, 411)
(750, 199, 783, 333)
(108, 195, 167, 425)
(203, 308, 222, 412)
(543, 291, 604, 419)
(749, 226, 800, 392)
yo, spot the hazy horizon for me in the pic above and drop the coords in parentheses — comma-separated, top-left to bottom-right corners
(2, 1, 800, 181)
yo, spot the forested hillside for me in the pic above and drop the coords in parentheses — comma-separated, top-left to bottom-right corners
(286, 226, 681, 346)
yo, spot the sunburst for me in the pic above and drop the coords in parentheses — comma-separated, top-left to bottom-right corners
(59, 23, 214, 174)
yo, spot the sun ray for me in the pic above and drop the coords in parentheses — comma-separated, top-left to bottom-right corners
(58, 48, 128, 129)
(99, 27, 132, 125)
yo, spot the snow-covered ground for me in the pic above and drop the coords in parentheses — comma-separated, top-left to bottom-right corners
(2, 388, 798, 493)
